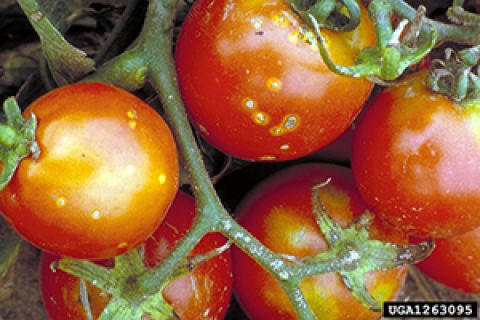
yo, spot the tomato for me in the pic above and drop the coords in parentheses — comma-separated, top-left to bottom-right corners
(414, 226, 480, 294)
(40, 192, 233, 319)
(232, 163, 408, 320)
(0, 83, 179, 259)
(351, 71, 480, 238)
(40, 254, 112, 320)
(143, 192, 233, 319)
(175, 0, 375, 161)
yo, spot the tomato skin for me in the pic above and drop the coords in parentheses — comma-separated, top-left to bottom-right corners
(414, 226, 480, 294)
(351, 72, 480, 238)
(0, 83, 179, 259)
(175, 0, 375, 161)
(40, 254, 112, 320)
(232, 163, 407, 320)
(144, 192, 233, 320)
(40, 192, 233, 320)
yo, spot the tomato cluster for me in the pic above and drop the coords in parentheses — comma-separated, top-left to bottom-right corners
(40, 192, 233, 319)
(1, 0, 479, 319)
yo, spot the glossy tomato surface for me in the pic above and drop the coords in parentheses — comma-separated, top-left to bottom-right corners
(144, 192, 233, 320)
(414, 226, 480, 294)
(41, 192, 233, 320)
(175, 0, 375, 161)
(40, 254, 111, 320)
(0, 83, 179, 259)
(232, 163, 408, 320)
(351, 72, 480, 238)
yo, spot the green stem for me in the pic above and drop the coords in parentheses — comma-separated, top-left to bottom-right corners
(283, 286, 316, 320)
(134, 2, 315, 318)
(303, 0, 336, 23)
(459, 45, 480, 66)
(140, 0, 220, 207)
(337, 0, 361, 32)
(389, 0, 480, 45)
(83, 48, 147, 91)
(134, 0, 220, 294)
(137, 212, 211, 295)
(369, 0, 393, 49)
(219, 217, 315, 319)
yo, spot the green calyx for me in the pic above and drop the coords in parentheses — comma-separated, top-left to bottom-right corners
(0, 98, 39, 191)
(302, 183, 435, 312)
(56, 242, 230, 320)
(305, 2, 437, 83)
(57, 250, 176, 320)
(289, 0, 361, 32)
(426, 46, 480, 102)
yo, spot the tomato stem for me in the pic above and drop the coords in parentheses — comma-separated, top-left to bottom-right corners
(389, 0, 480, 45)
(369, 0, 393, 49)
(136, 0, 317, 318)
(289, 0, 361, 32)
(57, 251, 177, 319)
(83, 48, 147, 91)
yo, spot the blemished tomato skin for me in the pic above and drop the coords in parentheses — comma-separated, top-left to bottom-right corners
(40, 192, 233, 320)
(232, 163, 408, 320)
(414, 226, 480, 294)
(175, 0, 375, 161)
(144, 192, 233, 320)
(0, 83, 179, 259)
(351, 72, 480, 238)
(40, 254, 112, 320)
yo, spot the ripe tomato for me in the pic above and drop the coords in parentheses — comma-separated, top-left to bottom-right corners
(232, 163, 408, 320)
(351, 71, 480, 238)
(0, 83, 179, 259)
(175, 0, 375, 161)
(40, 254, 111, 320)
(40, 192, 233, 320)
(414, 226, 480, 294)
(143, 192, 233, 319)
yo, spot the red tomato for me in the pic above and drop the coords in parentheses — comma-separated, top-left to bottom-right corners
(143, 192, 233, 319)
(351, 71, 480, 238)
(414, 226, 480, 294)
(232, 163, 408, 320)
(175, 0, 375, 161)
(40, 254, 112, 320)
(0, 83, 179, 259)
(40, 192, 233, 320)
